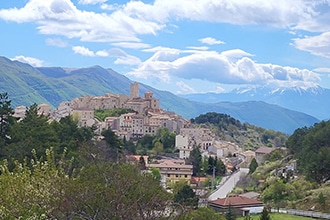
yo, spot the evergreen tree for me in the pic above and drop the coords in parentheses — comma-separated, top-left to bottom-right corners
(215, 156, 226, 175)
(139, 155, 146, 170)
(318, 192, 326, 208)
(187, 146, 202, 176)
(173, 184, 198, 208)
(259, 207, 271, 220)
(225, 204, 236, 220)
(0, 92, 14, 143)
(101, 129, 123, 163)
(207, 156, 215, 175)
(249, 158, 258, 174)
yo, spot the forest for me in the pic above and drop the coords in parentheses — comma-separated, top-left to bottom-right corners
(286, 120, 330, 184)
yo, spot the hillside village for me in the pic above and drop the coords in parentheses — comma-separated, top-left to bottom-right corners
(5, 83, 330, 218)
(12, 82, 274, 187)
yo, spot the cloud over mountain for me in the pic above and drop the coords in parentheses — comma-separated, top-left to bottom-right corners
(128, 48, 320, 88)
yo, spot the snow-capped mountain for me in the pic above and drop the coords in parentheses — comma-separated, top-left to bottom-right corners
(179, 86, 330, 120)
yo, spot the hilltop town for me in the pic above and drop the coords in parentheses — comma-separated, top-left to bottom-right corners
(12, 82, 258, 183)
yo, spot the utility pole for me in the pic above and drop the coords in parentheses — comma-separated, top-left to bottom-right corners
(211, 166, 215, 190)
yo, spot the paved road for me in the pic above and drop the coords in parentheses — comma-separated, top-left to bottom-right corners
(208, 168, 249, 201)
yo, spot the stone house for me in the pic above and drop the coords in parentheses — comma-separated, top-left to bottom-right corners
(255, 146, 275, 164)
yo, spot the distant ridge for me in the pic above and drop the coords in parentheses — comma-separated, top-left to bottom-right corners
(0, 56, 319, 133)
(179, 85, 330, 121)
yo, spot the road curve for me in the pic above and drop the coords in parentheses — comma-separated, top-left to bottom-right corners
(208, 168, 249, 201)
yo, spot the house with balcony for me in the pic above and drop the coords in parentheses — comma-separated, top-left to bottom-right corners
(147, 159, 193, 187)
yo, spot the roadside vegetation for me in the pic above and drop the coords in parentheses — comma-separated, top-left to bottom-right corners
(238, 213, 314, 220)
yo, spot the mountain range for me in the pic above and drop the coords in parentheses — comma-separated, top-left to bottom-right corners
(0, 56, 320, 134)
(179, 86, 330, 121)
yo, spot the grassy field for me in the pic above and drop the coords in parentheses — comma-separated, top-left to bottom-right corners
(238, 213, 314, 220)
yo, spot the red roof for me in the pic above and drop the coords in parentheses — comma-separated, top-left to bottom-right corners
(191, 176, 208, 183)
(209, 195, 263, 207)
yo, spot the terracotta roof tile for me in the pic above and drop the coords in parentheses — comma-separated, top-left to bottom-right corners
(209, 195, 263, 207)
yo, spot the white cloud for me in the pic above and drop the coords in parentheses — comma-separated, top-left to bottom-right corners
(78, 0, 107, 5)
(120, 0, 317, 28)
(128, 49, 320, 88)
(100, 3, 120, 11)
(313, 67, 330, 73)
(0, 0, 323, 45)
(72, 46, 95, 56)
(220, 49, 254, 59)
(71, 46, 140, 64)
(186, 46, 209, 51)
(199, 37, 225, 45)
(45, 38, 68, 47)
(111, 42, 151, 49)
(0, 0, 163, 43)
(176, 81, 196, 94)
(95, 50, 109, 57)
(292, 32, 330, 58)
(214, 85, 226, 93)
(11, 55, 44, 67)
(114, 55, 141, 66)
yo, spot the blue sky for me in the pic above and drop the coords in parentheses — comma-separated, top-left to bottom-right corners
(1, 0, 330, 94)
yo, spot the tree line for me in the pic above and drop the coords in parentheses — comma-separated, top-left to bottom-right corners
(286, 120, 330, 183)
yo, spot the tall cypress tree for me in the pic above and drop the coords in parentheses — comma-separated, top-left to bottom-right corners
(259, 207, 271, 220)
(225, 204, 236, 220)
(249, 158, 258, 174)
(0, 92, 14, 142)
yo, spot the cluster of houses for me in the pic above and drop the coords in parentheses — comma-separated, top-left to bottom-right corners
(13, 82, 285, 217)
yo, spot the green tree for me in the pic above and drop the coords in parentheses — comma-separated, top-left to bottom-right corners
(318, 192, 326, 208)
(225, 204, 236, 220)
(187, 146, 202, 176)
(207, 156, 215, 175)
(0, 92, 14, 143)
(63, 162, 171, 219)
(150, 167, 161, 182)
(0, 148, 71, 219)
(139, 155, 146, 170)
(286, 120, 330, 183)
(156, 127, 176, 152)
(174, 184, 198, 209)
(215, 157, 226, 175)
(101, 128, 123, 162)
(249, 158, 258, 174)
(4, 104, 58, 162)
(153, 141, 164, 155)
(259, 207, 271, 220)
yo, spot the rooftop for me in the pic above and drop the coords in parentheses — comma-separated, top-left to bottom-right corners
(255, 146, 275, 154)
(209, 195, 263, 207)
